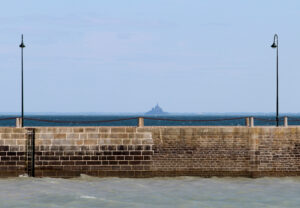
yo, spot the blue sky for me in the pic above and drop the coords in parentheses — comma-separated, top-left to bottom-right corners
(0, 0, 300, 113)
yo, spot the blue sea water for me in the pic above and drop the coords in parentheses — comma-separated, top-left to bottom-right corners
(0, 114, 300, 127)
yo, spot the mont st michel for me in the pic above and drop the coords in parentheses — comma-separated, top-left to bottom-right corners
(145, 104, 168, 115)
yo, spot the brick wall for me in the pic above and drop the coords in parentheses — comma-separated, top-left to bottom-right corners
(0, 128, 27, 177)
(149, 127, 300, 177)
(34, 127, 154, 177)
(0, 126, 300, 177)
(150, 127, 252, 177)
(251, 128, 300, 177)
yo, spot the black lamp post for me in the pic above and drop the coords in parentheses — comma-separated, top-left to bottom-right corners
(271, 34, 279, 126)
(19, 35, 25, 127)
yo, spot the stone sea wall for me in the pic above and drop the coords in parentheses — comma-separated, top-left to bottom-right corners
(0, 126, 300, 177)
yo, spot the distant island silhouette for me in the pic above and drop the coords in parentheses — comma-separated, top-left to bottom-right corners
(145, 104, 168, 115)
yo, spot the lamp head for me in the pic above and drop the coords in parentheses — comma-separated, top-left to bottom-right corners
(19, 42, 25, 48)
(271, 34, 278, 48)
(19, 34, 25, 48)
(271, 42, 277, 48)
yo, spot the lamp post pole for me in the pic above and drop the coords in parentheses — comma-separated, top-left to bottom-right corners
(271, 34, 279, 126)
(19, 35, 25, 127)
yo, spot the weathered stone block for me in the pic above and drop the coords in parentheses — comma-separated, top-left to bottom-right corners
(54, 134, 66, 139)
(66, 133, 80, 139)
(73, 128, 84, 133)
(4, 140, 16, 145)
(0, 128, 13, 133)
(111, 128, 126, 133)
(84, 139, 97, 145)
(1, 134, 11, 139)
(84, 128, 98, 133)
(87, 134, 100, 139)
(99, 128, 111, 133)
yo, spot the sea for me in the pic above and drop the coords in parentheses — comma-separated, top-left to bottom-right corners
(1, 114, 300, 207)
(0, 175, 300, 208)
(1, 114, 300, 126)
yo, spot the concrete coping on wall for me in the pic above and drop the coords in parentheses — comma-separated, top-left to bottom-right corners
(12, 116, 292, 128)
